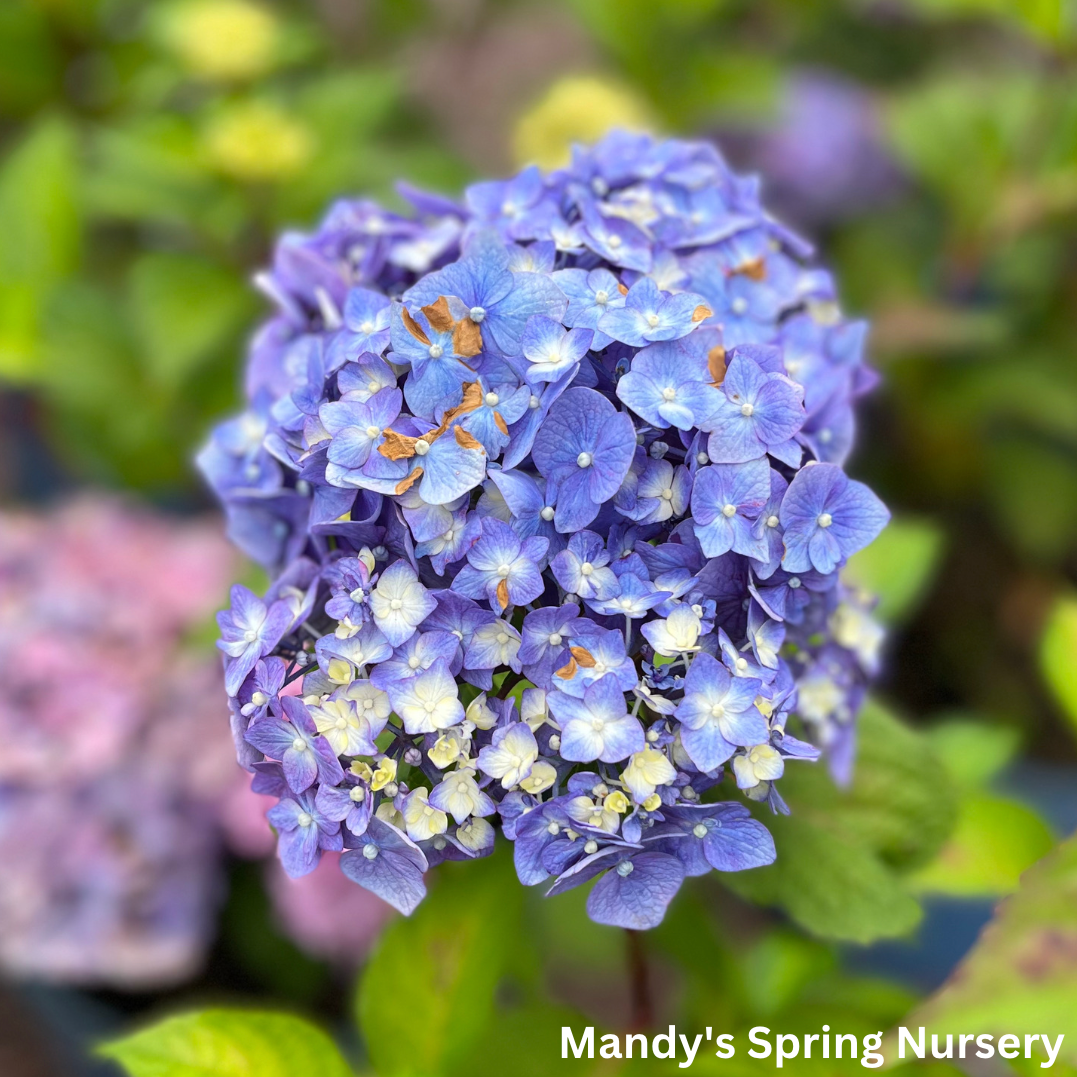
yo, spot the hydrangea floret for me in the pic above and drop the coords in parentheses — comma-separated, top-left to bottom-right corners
(202, 131, 889, 930)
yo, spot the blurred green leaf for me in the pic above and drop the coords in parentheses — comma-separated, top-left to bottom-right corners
(899, 832, 1077, 1068)
(911, 792, 1055, 896)
(1040, 593, 1077, 740)
(726, 700, 956, 942)
(843, 516, 945, 623)
(0, 114, 80, 380)
(926, 717, 1020, 787)
(357, 853, 527, 1077)
(0, 1, 60, 114)
(128, 251, 254, 387)
(97, 1009, 353, 1077)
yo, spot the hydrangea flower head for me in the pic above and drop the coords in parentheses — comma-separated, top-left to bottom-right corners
(205, 131, 889, 930)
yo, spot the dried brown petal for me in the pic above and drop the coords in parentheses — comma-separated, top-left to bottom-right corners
(494, 411, 509, 435)
(617, 282, 629, 296)
(707, 344, 727, 387)
(453, 425, 483, 450)
(453, 317, 483, 358)
(379, 429, 419, 460)
(692, 304, 713, 323)
(737, 257, 766, 281)
(570, 645, 596, 668)
(421, 296, 455, 333)
(496, 578, 510, 611)
(400, 305, 431, 346)
(394, 467, 423, 495)
(554, 656, 579, 680)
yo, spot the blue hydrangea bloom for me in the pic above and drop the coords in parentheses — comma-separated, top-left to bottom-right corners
(204, 132, 889, 929)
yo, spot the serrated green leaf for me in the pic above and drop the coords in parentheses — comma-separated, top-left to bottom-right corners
(1040, 594, 1077, 741)
(97, 1009, 353, 1077)
(900, 833, 1077, 1067)
(356, 852, 526, 1077)
(843, 517, 945, 624)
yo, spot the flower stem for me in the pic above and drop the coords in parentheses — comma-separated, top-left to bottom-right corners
(625, 928, 653, 1032)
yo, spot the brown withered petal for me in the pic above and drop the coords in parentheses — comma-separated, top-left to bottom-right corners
(453, 318, 483, 359)
(569, 645, 596, 668)
(736, 257, 766, 281)
(493, 411, 509, 435)
(379, 429, 419, 460)
(554, 656, 579, 680)
(400, 305, 432, 346)
(421, 296, 456, 333)
(453, 425, 483, 451)
(707, 344, 727, 387)
(451, 382, 485, 418)
(394, 467, 424, 495)
(496, 578, 510, 611)
(617, 282, 629, 296)
(692, 305, 713, 323)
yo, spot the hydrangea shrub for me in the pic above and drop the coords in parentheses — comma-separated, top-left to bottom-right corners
(202, 132, 889, 930)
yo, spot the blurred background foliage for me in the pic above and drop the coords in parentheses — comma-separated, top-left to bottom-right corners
(1, 0, 1077, 1074)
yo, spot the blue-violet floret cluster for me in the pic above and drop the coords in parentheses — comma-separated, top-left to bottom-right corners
(201, 132, 889, 929)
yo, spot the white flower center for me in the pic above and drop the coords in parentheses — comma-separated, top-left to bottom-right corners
(584, 839, 599, 854)
(710, 703, 726, 718)
(362, 843, 379, 860)
(365, 425, 381, 438)
(789, 577, 801, 589)
(360, 320, 374, 334)
(616, 860, 634, 877)
(529, 394, 541, 409)
(291, 737, 306, 751)
(722, 503, 737, 518)
(817, 512, 833, 528)
(607, 234, 622, 248)
(577, 451, 593, 468)
(731, 296, 748, 315)
(429, 344, 443, 358)
(580, 563, 594, 576)
(660, 488, 672, 500)
(661, 387, 676, 401)
(766, 514, 779, 528)
(496, 632, 509, 644)
(497, 563, 511, 577)
(469, 306, 486, 322)
(594, 290, 609, 305)
(741, 403, 754, 417)
(408, 656, 421, 669)
(540, 506, 555, 521)
(549, 632, 563, 646)
(693, 823, 708, 838)
(647, 313, 660, 327)
(297, 812, 313, 827)
(484, 392, 499, 406)
(414, 439, 430, 456)
(390, 598, 403, 610)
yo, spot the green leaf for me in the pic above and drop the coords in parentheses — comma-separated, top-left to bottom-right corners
(725, 700, 957, 942)
(725, 813, 922, 944)
(899, 833, 1077, 1067)
(1040, 593, 1077, 740)
(356, 852, 526, 1077)
(97, 1009, 354, 1077)
(843, 516, 945, 624)
(127, 252, 253, 387)
(0, 114, 80, 380)
(911, 793, 1055, 896)
(925, 717, 1020, 787)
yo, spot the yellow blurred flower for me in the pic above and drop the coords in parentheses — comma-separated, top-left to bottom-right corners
(512, 75, 656, 171)
(163, 0, 280, 82)
(203, 100, 314, 182)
